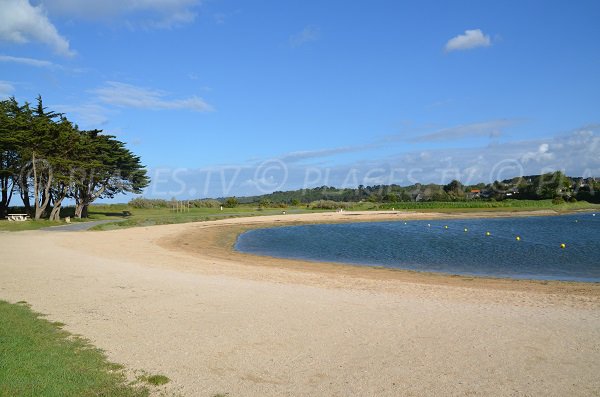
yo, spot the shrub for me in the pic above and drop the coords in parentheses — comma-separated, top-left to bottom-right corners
(190, 199, 221, 208)
(309, 200, 354, 210)
(223, 197, 238, 208)
(129, 197, 169, 209)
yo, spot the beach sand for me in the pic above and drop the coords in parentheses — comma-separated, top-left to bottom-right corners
(1, 210, 599, 396)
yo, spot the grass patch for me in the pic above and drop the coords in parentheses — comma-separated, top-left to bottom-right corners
(143, 374, 170, 386)
(0, 300, 149, 397)
(0, 220, 64, 232)
(88, 206, 315, 231)
(4, 200, 597, 233)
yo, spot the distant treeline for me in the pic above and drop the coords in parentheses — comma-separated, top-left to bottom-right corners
(234, 171, 599, 205)
(130, 171, 599, 209)
(1, 96, 149, 219)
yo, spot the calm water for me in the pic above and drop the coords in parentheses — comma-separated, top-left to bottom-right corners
(235, 214, 600, 282)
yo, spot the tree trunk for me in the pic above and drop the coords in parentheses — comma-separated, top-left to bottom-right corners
(19, 174, 32, 216)
(32, 154, 53, 220)
(0, 180, 7, 218)
(49, 205, 61, 221)
(34, 180, 52, 220)
(49, 184, 68, 221)
(75, 201, 86, 218)
(1, 178, 7, 218)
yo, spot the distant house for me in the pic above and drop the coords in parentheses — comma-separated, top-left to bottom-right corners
(467, 189, 481, 199)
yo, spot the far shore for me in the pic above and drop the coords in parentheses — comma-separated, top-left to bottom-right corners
(160, 209, 600, 297)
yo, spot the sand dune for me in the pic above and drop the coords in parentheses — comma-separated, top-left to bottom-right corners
(1, 211, 599, 396)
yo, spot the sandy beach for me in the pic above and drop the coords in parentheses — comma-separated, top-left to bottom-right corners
(1, 210, 599, 396)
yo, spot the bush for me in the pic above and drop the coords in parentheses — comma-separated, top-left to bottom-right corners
(129, 197, 169, 209)
(223, 197, 238, 208)
(190, 199, 221, 208)
(552, 196, 566, 205)
(309, 200, 354, 210)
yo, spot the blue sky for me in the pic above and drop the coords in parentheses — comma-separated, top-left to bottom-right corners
(1, 0, 599, 199)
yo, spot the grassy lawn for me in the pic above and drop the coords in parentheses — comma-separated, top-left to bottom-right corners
(0, 207, 123, 232)
(2, 200, 598, 232)
(0, 300, 159, 397)
(87, 205, 320, 231)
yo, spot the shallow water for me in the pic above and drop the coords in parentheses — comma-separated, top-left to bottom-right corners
(235, 213, 600, 282)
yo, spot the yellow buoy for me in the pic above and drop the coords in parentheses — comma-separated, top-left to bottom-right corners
(464, 228, 468, 232)
(486, 231, 491, 236)
(444, 225, 448, 229)
(560, 243, 566, 249)
(516, 236, 521, 241)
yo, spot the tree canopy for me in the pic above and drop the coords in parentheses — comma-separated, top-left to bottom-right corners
(0, 96, 149, 219)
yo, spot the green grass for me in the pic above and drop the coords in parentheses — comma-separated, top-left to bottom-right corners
(370, 199, 600, 211)
(0, 207, 124, 232)
(3, 200, 598, 232)
(0, 220, 63, 232)
(0, 300, 150, 397)
(88, 205, 317, 231)
(143, 374, 170, 386)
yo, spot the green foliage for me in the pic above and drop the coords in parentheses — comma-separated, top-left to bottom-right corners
(309, 200, 353, 210)
(223, 197, 239, 208)
(0, 96, 149, 220)
(0, 300, 149, 397)
(141, 374, 170, 386)
(235, 173, 599, 207)
(377, 199, 595, 210)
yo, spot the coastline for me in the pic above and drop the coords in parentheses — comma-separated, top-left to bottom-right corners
(159, 210, 600, 297)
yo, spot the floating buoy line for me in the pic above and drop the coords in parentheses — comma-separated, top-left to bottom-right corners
(398, 213, 597, 249)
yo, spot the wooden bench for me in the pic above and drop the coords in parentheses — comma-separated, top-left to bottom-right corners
(7, 214, 30, 222)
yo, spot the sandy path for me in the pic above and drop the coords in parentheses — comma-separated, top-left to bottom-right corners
(1, 211, 599, 396)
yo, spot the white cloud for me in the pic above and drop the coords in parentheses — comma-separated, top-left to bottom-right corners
(0, 81, 16, 98)
(445, 29, 491, 53)
(93, 81, 214, 112)
(140, 126, 600, 198)
(0, 0, 74, 56)
(0, 54, 56, 68)
(520, 143, 554, 163)
(53, 104, 110, 128)
(412, 119, 519, 142)
(41, 0, 201, 28)
(290, 25, 320, 47)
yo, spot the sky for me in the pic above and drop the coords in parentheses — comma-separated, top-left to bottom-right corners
(1, 0, 599, 199)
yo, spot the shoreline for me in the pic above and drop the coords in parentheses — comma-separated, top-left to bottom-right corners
(159, 209, 600, 297)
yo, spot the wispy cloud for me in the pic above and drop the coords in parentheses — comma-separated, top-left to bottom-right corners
(411, 119, 520, 142)
(279, 145, 378, 163)
(0, 54, 57, 68)
(41, 0, 201, 29)
(290, 25, 320, 47)
(143, 126, 600, 198)
(92, 81, 214, 112)
(445, 29, 491, 53)
(0, 0, 74, 56)
(53, 104, 110, 128)
(0, 81, 15, 98)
